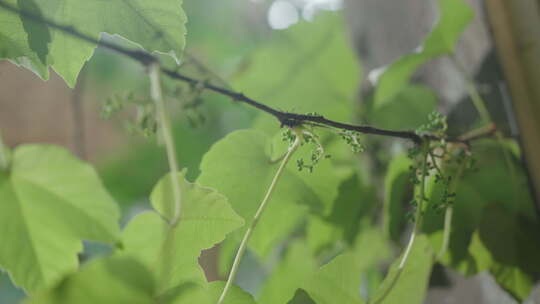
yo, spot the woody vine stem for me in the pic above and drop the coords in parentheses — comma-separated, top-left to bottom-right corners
(0, 0, 483, 145)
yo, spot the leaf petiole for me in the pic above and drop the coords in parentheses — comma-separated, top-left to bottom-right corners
(217, 128, 303, 304)
(0, 131, 8, 170)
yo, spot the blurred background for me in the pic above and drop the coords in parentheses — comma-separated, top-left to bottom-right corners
(1, 0, 540, 303)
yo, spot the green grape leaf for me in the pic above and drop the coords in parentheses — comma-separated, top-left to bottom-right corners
(232, 12, 359, 133)
(259, 241, 317, 304)
(0, 0, 186, 87)
(120, 171, 244, 291)
(422, 140, 536, 275)
(383, 154, 413, 242)
(0, 144, 120, 292)
(368, 235, 434, 304)
(169, 281, 256, 304)
(374, 0, 474, 106)
(369, 85, 437, 130)
(306, 174, 376, 254)
(198, 129, 341, 257)
(287, 289, 316, 304)
(302, 253, 365, 304)
(467, 204, 540, 301)
(0, 0, 49, 78)
(25, 257, 156, 304)
(301, 229, 389, 304)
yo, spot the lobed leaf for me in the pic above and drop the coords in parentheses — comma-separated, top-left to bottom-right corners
(373, 0, 474, 107)
(0, 144, 120, 292)
(368, 235, 433, 304)
(198, 129, 342, 257)
(25, 257, 156, 304)
(0, 0, 187, 87)
(120, 171, 244, 292)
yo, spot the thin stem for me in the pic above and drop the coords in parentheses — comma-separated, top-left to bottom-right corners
(437, 206, 453, 260)
(399, 142, 429, 269)
(450, 55, 492, 125)
(217, 130, 302, 304)
(436, 152, 466, 260)
(149, 63, 182, 226)
(0, 131, 8, 170)
(371, 144, 429, 304)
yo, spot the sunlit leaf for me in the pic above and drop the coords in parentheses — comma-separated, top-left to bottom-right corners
(232, 12, 359, 133)
(25, 257, 156, 304)
(198, 129, 342, 257)
(259, 241, 317, 304)
(169, 281, 256, 304)
(0, 145, 120, 292)
(306, 174, 376, 254)
(423, 140, 535, 275)
(0, 0, 186, 86)
(301, 229, 389, 304)
(120, 171, 244, 291)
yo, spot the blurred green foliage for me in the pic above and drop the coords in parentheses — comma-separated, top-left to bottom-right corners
(0, 0, 539, 303)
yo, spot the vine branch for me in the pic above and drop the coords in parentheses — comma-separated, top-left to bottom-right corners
(217, 129, 302, 304)
(0, 1, 493, 145)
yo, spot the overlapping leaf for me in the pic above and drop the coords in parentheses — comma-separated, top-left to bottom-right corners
(258, 242, 317, 304)
(232, 12, 359, 133)
(25, 257, 256, 304)
(374, 0, 473, 106)
(422, 141, 538, 300)
(198, 129, 343, 257)
(0, 145, 120, 292)
(0, 0, 186, 87)
(168, 281, 256, 304)
(302, 230, 389, 304)
(25, 257, 156, 304)
(368, 235, 433, 304)
(120, 171, 244, 291)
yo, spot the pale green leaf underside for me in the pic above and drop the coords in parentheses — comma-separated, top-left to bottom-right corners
(369, 235, 433, 304)
(120, 171, 244, 291)
(374, 0, 474, 106)
(0, 145, 120, 292)
(24, 257, 255, 304)
(24, 257, 156, 304)
(0, 0, 187, 87)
